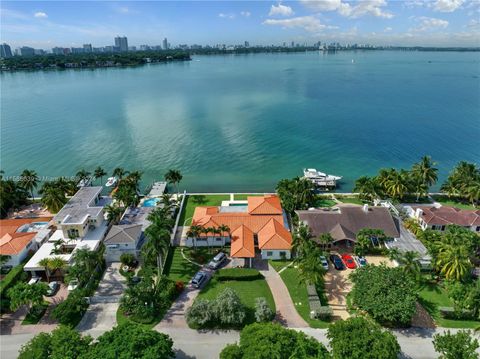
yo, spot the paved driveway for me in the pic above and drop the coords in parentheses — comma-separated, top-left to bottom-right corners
(76, 262, 126, 338)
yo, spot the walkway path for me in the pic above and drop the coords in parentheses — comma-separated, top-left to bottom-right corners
(76, 263, 126, 338)
(260, 263, 308, 328)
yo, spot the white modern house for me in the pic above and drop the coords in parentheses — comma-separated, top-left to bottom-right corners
(104, 224, 144, 262)
(24, 187, 110, 276)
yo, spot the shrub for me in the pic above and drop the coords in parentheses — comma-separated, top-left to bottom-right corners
(312, 306, 332, 321)
(216, 268, 262, 281)
(120, 253, 136, 267)
(254, 297, 274, 322)
(186, 299, 214, 327)
(186, 288, 247, 328)
(0, 263, 28, 299)
(52, 290, 89, 327)
(433, 330, 479, 359)
(220, 344, 243, 359)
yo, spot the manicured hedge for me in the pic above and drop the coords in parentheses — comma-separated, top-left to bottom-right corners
(0, 263, 27, 296)
(216, 268, 262, 281)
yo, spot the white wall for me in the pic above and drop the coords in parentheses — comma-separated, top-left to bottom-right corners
(184, 236, 230, 247)
(261, 249, 291, 260)
(105, 243, 138, 262)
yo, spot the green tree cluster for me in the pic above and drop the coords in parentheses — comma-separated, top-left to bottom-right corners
(349, 265, 418, 327)
(441, 161, 480, 206)
(0, 170, 29, 218)
(433, 330, 479, 359)
(276, 177, 315, 215)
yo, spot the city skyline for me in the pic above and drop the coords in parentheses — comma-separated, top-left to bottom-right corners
(1, 1, 479, 48)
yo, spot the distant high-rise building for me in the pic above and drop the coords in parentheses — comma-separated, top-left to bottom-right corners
(83, 44, 92, 53)
(105, 46, 114, 53)
(19, 46, 35, 56)
(71, 47, 84, 54)
(34, 49, 46, 55)
(0, 43, 12, 58)
(139, 45, 150, 51)
(163, 38, 168, 50)
(52, 47, 64, 55)
(291, 41, 294, 48)
(244, 41, 250, 48)
(128, 46, 136, 51)
(114, 36, 128, 52)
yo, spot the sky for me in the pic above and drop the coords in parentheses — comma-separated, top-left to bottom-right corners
(1, 1, 479, 49)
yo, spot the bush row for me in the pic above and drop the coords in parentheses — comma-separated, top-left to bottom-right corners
(0, 262, 29, 313)
(216, 268, 262, 281)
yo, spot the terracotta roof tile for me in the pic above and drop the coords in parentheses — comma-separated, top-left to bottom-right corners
(247, 195, 283, 215)
(230, 225, 255, 258)
(257, 219, 292, 250)
(413, 206, 480, 227)
(0, 217, 52, 255)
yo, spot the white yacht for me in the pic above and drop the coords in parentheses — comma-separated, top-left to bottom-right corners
(105, 177, 117, 187)
(303, 168, 342, 187)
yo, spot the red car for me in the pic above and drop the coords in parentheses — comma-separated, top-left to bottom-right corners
(341, 254, 357, 269)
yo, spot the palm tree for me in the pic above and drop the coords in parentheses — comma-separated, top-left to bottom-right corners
(292, 223, 312, 258)
(218, 224, 230, 247)
(465, 180, 480, 207)
(354, 176, 380, 201)
(113, 167, 127, 180)
(411, 156, 438, 201)
(164, 169, 183, 197)
(70, 248, 102, 284)
(189, 225, 202, 249)
(399, 251, 421, 280)
(385, 169, 410, 200)
(436, 242, 472, 281)
(39, 257, 67, 282)
(317, 233, 333, 252)
(142, 227, 171, 280)
(387, 248, 401, 262)
(39, 182, 67, 213)
(125, 171, 143, 192)
(19, 169, 39, 200)
(295, 242, 325, 285)
(94, 167, 107, 185)
(105, 204, 124, 224)
(76, 169, 91, 186)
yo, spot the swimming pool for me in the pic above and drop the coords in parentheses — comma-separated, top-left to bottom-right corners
(142, 198, 161, 207)
(17, 222, 49, 233)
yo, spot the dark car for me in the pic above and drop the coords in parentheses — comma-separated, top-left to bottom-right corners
(329, 254, 345, 270)
(46, 281, 60, 296)
(191, 271, 207, 288)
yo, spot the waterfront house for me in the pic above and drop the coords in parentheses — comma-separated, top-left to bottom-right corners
(24, 187, 110, 276)
(104, 224, 144, 262)
(0, 217, 53, 266)
(405, 205, 480, 232)
(188, 195, 292, 265)
(296, 205, 400, 248)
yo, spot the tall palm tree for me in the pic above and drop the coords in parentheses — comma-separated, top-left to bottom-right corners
(125, 171, 143, 192)
(105, 204, 124, 224)
(317, 233, 333, 252)
(411, 156, 438, 201)
(399, 251, 421, 280)
(70, 248, 102, 284)
(39, 257, 67, 282)
(465, 180, 480, 207)
(75, 169, 91, 186)
(292, 222, 312, 258)
(354, 176, 380, 201)
(113, 167, 127, 180)
(436, 242, 472, 281)
(164, 169, 183, 197)
(142, 227, 170, 280)
(94, 167, 107, 185)
(295, 242, 325, 285)
(218, 224, 230, 248)
(385, 169, 410, 200)
(19, 169, 39, 200)
(39, 182, 67, 213)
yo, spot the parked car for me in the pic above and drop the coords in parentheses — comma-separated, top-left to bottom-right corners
(67, 279, 79, 291)
(319, 256, 329, 271)
(191, 271, 207, 288)
(341, 254, 357, 269)
(207, 252, 227, 269)
(46, 281, 60, 296)
(28, 276, 41, 285)
(356, 256, 367, 267)
(329, 254, 345, 270)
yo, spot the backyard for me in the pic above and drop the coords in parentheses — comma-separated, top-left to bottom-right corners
(195, 270, 276, 325)
(234, 194, 265, 200)
(334, 196, 368, 206)
(163, 247, 217, 284)
(178, 194, 230, 225)
(269, 260, 330, 328)
(418, 280, 480, 329)
(431, 195, 477, 210)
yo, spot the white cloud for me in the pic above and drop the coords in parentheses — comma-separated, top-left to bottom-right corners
(240, 11, 251, 17)
(412, 16, 449, 31)
(34, 11, 48, 18)
(269, 3, 295, 17)
(218, 13, 235, 19)
(433, 0, 464, 12)
(300, 0, 393, 19)
(263, 15, 336, 32)
(384, 26, 393, 32)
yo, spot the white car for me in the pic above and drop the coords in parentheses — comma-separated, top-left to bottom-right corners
(319, 256, 329, 271)
(67, 279, 79, 291)
(28, 276, 41, 285)
(356, 256, 367, 267)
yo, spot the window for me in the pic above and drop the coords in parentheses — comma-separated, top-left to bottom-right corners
(266, 251, 273, 257)
(279, 251, 286, 257)
(476, 226, 480, 232)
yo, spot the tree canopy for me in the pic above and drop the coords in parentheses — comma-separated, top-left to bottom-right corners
(220, 322, 329, 359)
(433, 330, 479, 359)
(349, 265, 418, 327)
(327, 317, 401, 359)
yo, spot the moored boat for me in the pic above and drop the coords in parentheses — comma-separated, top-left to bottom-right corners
(105, 177, 117, 187)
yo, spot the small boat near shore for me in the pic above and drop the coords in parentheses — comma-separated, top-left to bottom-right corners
(105, 177, 117, 187)
(303, 168, 342, 187)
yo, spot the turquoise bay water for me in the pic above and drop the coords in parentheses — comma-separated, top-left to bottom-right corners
(1, 51, 479, 192)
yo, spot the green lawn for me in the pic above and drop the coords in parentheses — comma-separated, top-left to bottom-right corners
(313, 198, 336, 208)
(178, 195, 230, 225)
(335, 196, 368, 205)
(196, 274, 275, 325)
(269, 260, 330, 328)
(431, 195, 477, 210)
(116, 307, 163, 330)
(418, 281, 480, 328)
(163, 247, 202, 284)
(234, 194, 265, 200)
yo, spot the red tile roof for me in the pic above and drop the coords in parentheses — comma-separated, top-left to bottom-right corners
(191, 196, 291, 258)
(414, 206, 480, 227)
(0, 217, 52, 255)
